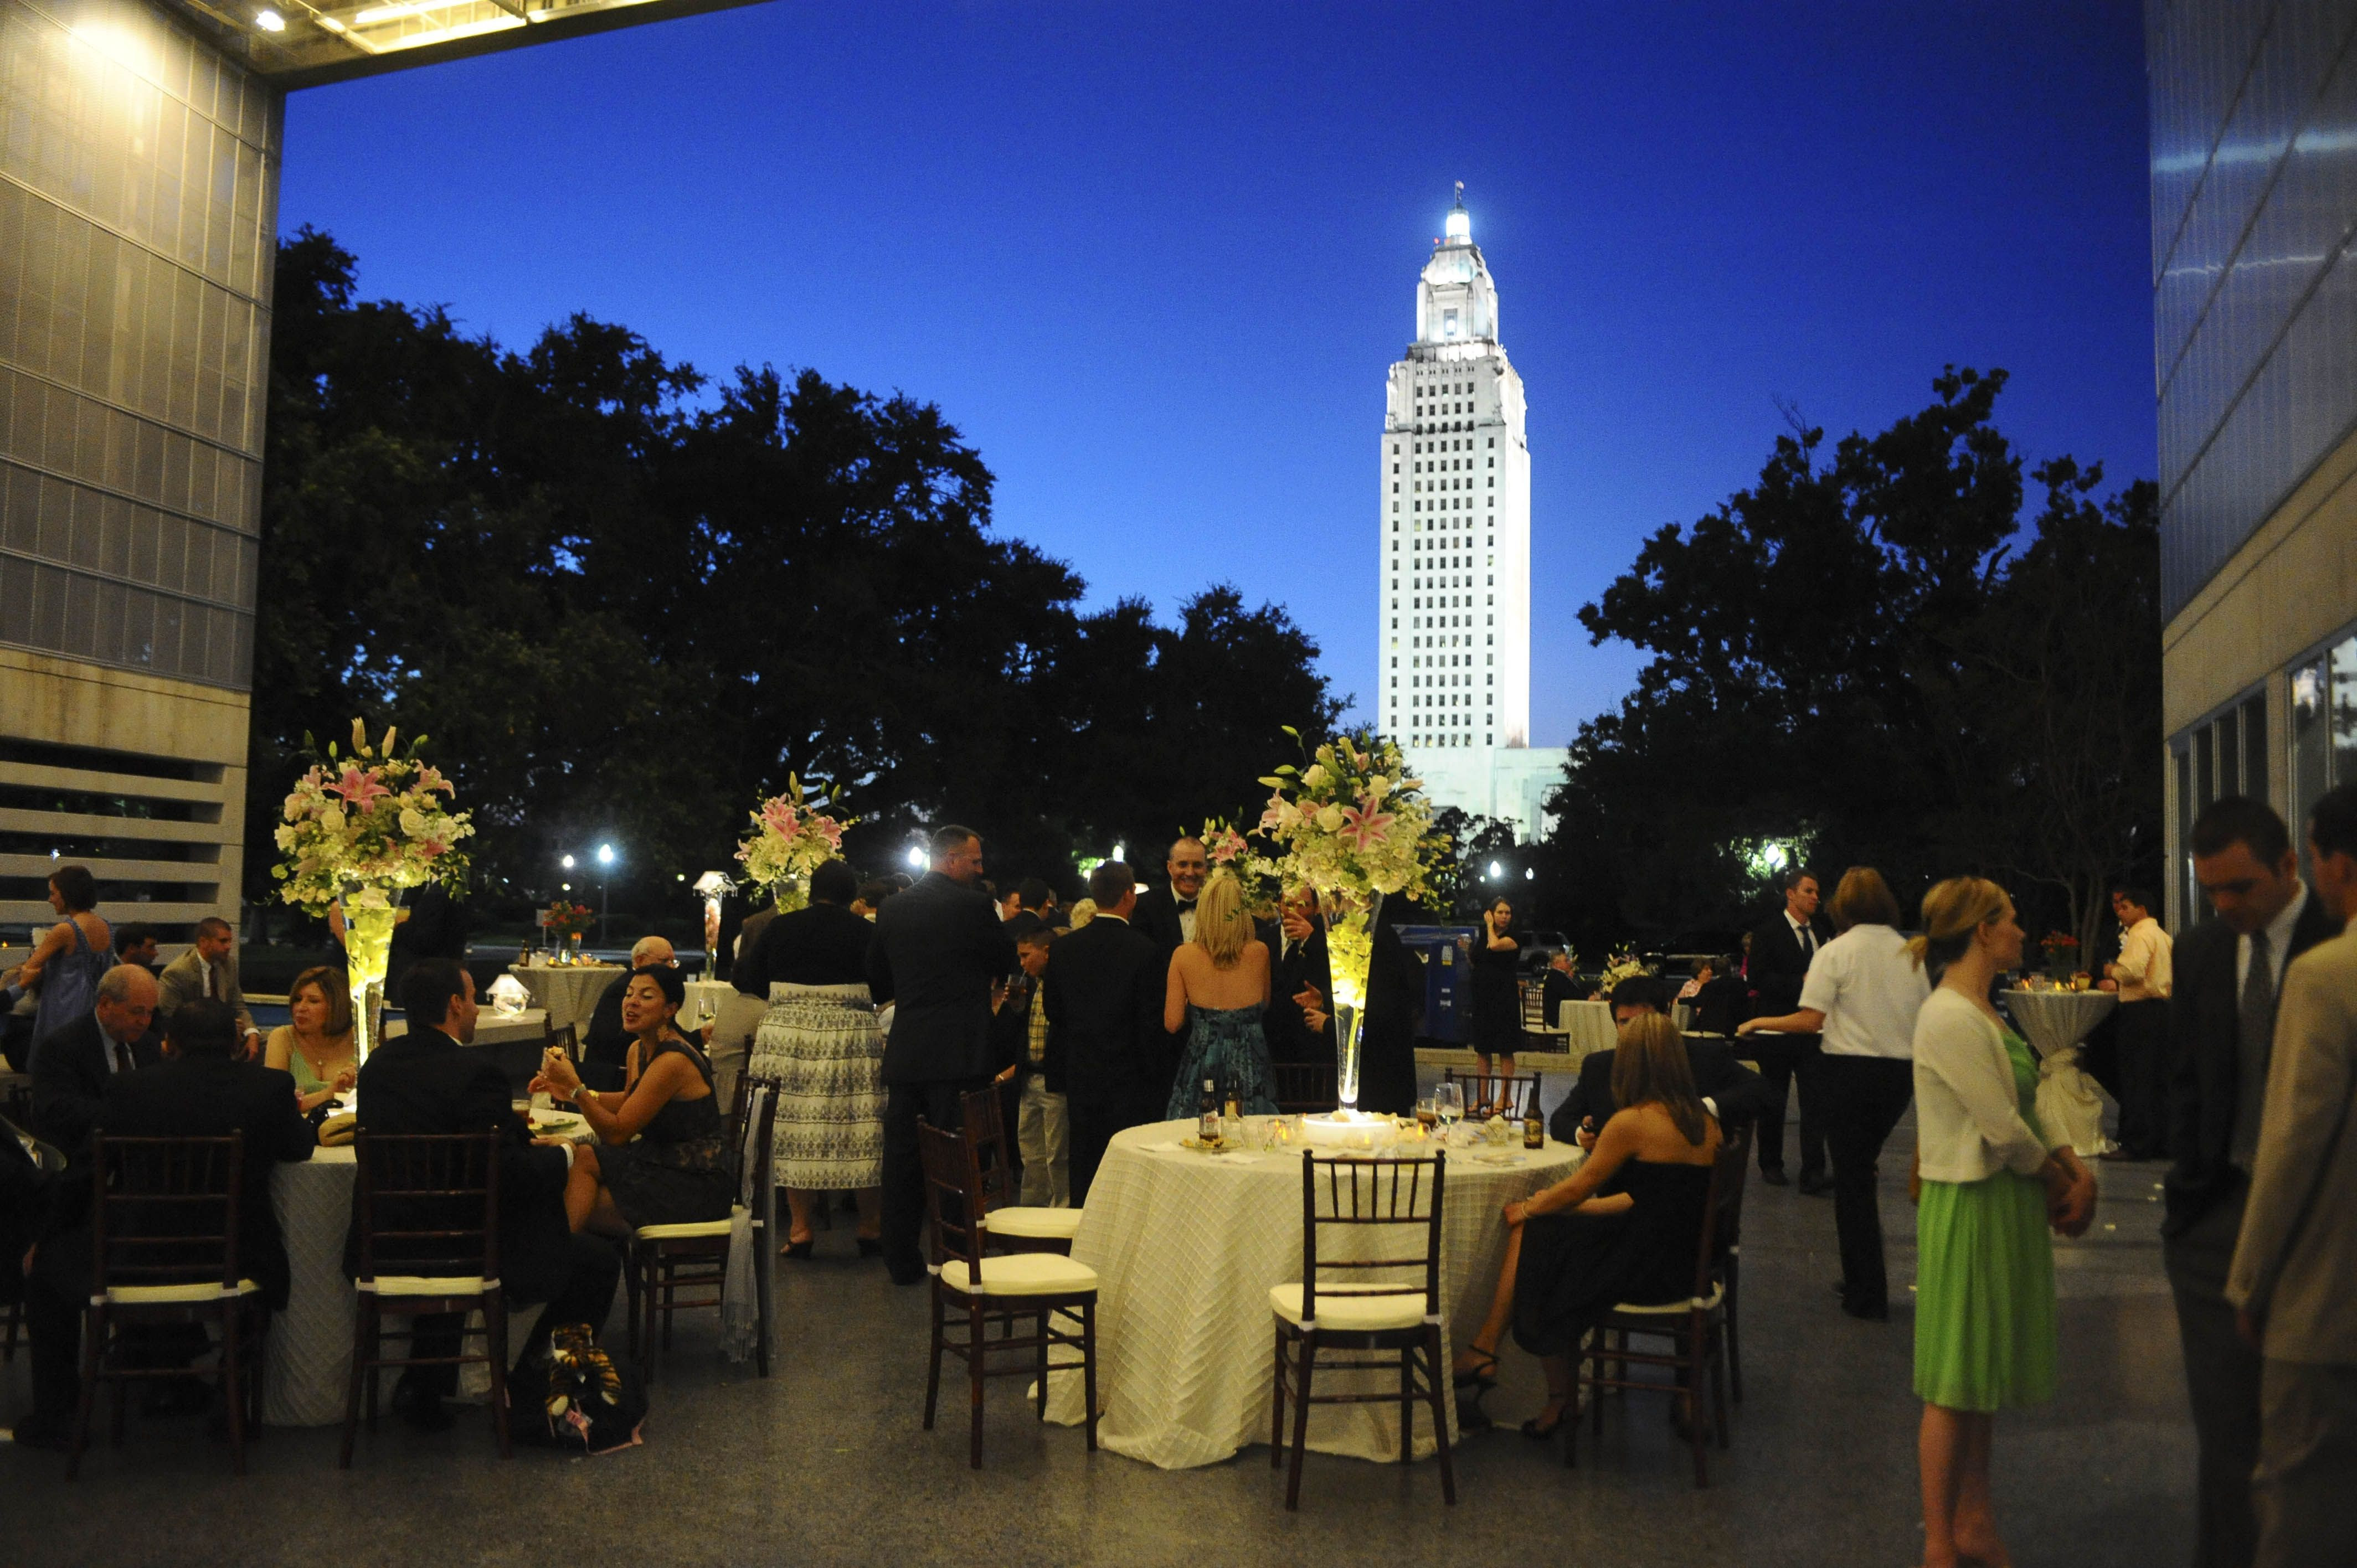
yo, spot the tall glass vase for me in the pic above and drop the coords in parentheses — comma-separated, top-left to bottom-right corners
(344, 900, 398, 1066)
(1320, 891, 1383, 1110)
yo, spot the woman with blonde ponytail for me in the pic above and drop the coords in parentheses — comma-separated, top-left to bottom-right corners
(1907, 877, 2097, 1567)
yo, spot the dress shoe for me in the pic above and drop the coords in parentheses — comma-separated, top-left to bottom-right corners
(1840, 1298, 1891, 1322)
(887, 1263, 928, 1287)
(1758, 1167, 1789, 1187)
(1797, 1173, 1833, 1197)
(779, 1239, 815, 1261)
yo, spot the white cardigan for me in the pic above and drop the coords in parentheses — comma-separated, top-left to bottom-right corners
(1911, 988, 2056, 1184)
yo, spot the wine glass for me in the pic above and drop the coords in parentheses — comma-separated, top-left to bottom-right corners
(1433, 1081, 1465, 1143)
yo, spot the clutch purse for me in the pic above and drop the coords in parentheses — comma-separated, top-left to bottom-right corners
(318, 1110, 356, 1147)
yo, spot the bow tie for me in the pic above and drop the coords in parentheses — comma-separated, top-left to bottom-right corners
(1176, 899, 1197, 912)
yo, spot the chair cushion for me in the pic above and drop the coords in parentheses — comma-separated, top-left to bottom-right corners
(984, 1205, 1083, 1241)
(636, 1206, 743, 1241)
(1606, 1282, 1725, 1316)
(938, 1252, 1097, 1297)
(363, 1275, 496, 1297)
(103, 1278, 259, 1306)
(1268, 1282, 1430, 1333)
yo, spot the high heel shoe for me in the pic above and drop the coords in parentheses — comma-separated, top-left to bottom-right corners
(1520, 1400, 1573, 1441)
(1451, 1350, 1499, 1390)
(780, 1239, 815, 1260)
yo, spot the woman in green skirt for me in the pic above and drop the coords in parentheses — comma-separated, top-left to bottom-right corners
(1907, 878, 2097, 1567)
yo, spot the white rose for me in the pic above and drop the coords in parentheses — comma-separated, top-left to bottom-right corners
(1315, 804, 1346, 833)
(399, 807, 429, 838)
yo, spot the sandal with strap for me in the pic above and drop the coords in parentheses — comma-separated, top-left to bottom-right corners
(1452, 1350, 1500, 1390)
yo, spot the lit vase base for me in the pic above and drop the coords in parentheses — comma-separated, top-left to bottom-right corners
(1299, 1108, 1403, 1153)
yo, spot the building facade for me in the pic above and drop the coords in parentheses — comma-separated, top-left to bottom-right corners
(2146, 1, 2357, 926)
(1376, 190, 1563, 839)
(0, 0, 759, 951)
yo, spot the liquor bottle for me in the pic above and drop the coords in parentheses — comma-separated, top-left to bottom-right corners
(1524, 1109, 1545, 1149)
(1197, 1079, 1222, 1144)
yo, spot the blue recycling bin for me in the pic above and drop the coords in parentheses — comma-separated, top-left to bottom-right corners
(1396, 924, 1478, 1045)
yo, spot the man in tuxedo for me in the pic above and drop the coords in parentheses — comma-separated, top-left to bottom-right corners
(1549, 975, 1767, 1147)
(1745, 868, 1831, 1188)
(30, 964, 162, 1154)
(869, 825, 1020, 1286)
(581, 935, 678, 1090)
(1131, 836, 1210, 955)
(1049, 862, 1174, 1200)
(157, 918, 261, 1061)
(12, 998, 315, 1449)
(351, 960, 620, 1430)
(2164, 797, 2344, 1568)
(1263, 888, 1332, 1066)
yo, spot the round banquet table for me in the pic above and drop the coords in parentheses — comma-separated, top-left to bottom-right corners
(506, 963, 626, 1033)
(1041, 1118, 1581, 1469)
(385, 1007, 547, 1048)
(1557, 998, 1617, 1064)
(2003, 989, 2119, 1158)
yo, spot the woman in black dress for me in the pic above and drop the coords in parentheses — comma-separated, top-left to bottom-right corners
(536, 965, 733, 1236)
(1448, 1014, 1722, 1440)
(1468, 897, 1524, 1106)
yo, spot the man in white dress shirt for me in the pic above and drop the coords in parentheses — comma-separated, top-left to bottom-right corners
(2101, 886, 2175, 1160)
(155, 917, 260, 1059)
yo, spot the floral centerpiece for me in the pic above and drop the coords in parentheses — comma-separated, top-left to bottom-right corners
(2039, 930, 2081, 983)
(1599, 947, 1652, 992)
(273, 719, 474, 1064)
(543, 899, 594, 961)
(735, 776, 853, 914)
(1200, 816, 1279, 911)
(1257, 729, 1448, 1108)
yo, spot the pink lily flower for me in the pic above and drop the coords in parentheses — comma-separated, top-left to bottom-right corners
(1337, 804, 1394, 852)
(328, 766, 390, 812)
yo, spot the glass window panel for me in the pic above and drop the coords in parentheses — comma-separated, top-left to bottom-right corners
(2332, 634, 2357, 786)
(2241, 692, 2269, 803)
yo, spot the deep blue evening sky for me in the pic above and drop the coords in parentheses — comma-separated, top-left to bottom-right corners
(280, 2, 2153, 745)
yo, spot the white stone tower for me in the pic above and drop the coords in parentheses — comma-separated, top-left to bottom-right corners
(1377, 186, 1551, 834)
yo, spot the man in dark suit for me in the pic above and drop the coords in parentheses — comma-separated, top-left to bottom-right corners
(12, 999, 315, 1449)
(350, 959, 620, 1430)
(1049, 862, 1174, 1200)
(1537, 949, 1588, 1029)
(2163, 797, 2344, 1568)
(1549, 976, 1768, 1147)
(30, 964, 162, 1154)
(869, 824, 1021, 1285)
(1263, 888, 1332, 1066)
(1745, 868, 1832, 1188)
(1130, 835, 1209, 956)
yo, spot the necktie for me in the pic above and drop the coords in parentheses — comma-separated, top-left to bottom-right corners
(2232, 929, 2278, 1168)
(203, 961, 217, 999)
(114, 1040, 133, 1074)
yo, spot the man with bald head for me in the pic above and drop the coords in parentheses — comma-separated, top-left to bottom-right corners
(581, 935, 678, 1090)
(30, 963, 162, 1153)
(1131, 836, 1208, 956)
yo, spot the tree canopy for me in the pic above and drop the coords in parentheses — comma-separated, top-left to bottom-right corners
(249, 229, 1339, 923)
(1543, 368, 2160, 955)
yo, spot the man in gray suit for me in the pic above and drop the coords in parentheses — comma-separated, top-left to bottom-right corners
(2227, 782, 2357, 1568)
(156, 917, 260, 1060)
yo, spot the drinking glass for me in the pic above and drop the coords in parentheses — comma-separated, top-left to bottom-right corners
(1434, 1081, 1465, 1143)
(1416, 1096, 1438, 1132)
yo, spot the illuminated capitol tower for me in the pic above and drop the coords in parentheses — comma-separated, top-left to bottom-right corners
(1377, 185, 1563, 838)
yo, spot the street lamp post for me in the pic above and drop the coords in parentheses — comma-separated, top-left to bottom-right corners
(595, 843, 616, 948)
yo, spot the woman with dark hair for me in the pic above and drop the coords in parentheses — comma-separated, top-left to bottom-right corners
(1446, 1014, 1723, 1435)
(1740, 865, 1928, 1318)
(16, 864, 111, 1055)
(1467, 897, 1524, 1108)
(264, 964, 357, 1112)
(747, 859, 887, 1258)
(533, 964, 732, 1235)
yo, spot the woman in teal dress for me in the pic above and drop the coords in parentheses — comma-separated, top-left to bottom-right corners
(1907, 878, 2097, 1568)
(263, 966, 357, 1113)
(1162, 871, 1278, 1117)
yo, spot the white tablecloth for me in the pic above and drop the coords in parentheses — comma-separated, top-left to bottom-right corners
(506, 964, 626, 1033)
(1558, 998, 1616, 1062)
(1042, 1119, 1579, 1469)
(2004, 989, 2118, 1157)
(385, 1008, 548, 1048)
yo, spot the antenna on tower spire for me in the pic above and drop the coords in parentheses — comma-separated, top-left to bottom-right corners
(1454, 180, 1464, 207)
